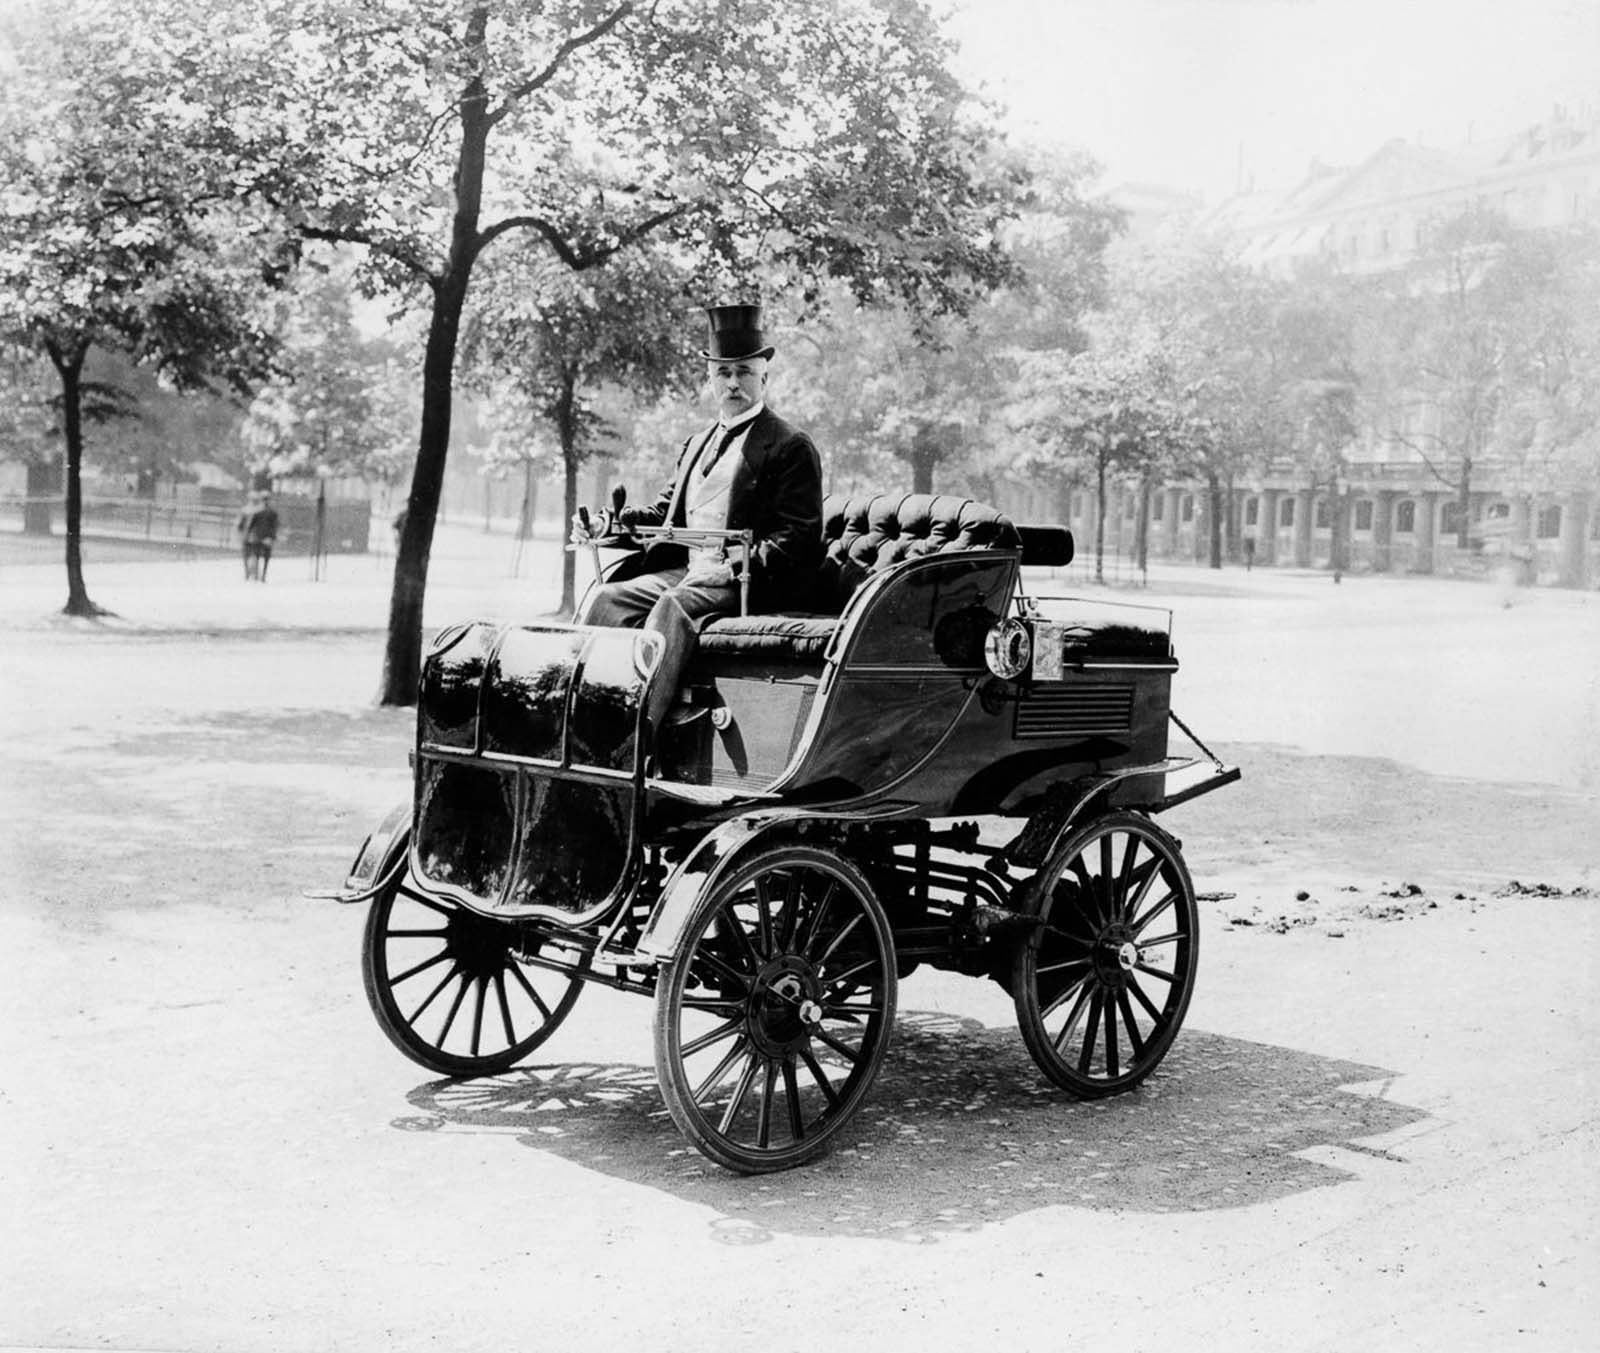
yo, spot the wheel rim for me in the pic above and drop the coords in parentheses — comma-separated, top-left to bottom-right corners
(655, 846, 896, 1173)
(1014, 813, 1197, 1097)
(363, 875, 584, 1077)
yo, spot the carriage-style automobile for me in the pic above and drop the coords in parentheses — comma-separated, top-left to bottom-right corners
(317, 491, 1238, 1173)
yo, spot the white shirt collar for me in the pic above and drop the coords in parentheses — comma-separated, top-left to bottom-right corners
(719, 402, 764, 433)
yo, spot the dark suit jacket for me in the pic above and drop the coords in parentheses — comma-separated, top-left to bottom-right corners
(616, 406, 823, 613)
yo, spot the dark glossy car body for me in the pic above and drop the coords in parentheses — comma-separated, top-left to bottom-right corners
(321, 492, 1238, 1173)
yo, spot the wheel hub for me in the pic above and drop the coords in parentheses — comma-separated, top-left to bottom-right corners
(1092, 923, 1140, 987)
(747, 956, 823, 1055)
(446, 910, 512, 979)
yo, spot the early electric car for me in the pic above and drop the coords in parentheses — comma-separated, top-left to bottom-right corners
(318, 491, 1238, 1173)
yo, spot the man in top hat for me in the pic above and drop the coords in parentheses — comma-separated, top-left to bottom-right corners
(572, 303, 823, 735)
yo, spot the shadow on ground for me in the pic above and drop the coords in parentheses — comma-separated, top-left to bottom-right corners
(398, 1009, 1424, 1244)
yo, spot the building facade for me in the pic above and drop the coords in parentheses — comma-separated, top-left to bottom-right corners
(1058, 108, 1600, 588)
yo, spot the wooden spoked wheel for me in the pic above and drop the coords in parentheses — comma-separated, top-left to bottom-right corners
(1012, 812, 1198, 1097)
(653, 845, 897, 1174)
(362, 871, 584, 1077)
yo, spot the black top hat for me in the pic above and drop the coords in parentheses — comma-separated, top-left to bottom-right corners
(700, 304, 775, 362)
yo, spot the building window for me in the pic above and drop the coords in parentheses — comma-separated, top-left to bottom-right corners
(1279, 497, 1295, 527)
(1151, 495, 1164, 522)
(1244, 497, 1259, 526)
(1395, 500, 1415, 533)
(1537, 504, 1562, 539)
(1441, 501, 1466, 535)
(1123, 493, 1137, 519)
(1181, 495, 1194, 523)
(1315, 497, 1331, 529)
(1355, 499, 1374, 532)
(1487, 501, 1510, 521)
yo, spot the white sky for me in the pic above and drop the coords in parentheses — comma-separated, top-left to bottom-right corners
(945, 0, 1600, 200)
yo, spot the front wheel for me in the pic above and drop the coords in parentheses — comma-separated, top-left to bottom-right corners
(1012, 811, 1198, 1097)
(653, 844, 896, 1173)
(362, 871, 584, 1077)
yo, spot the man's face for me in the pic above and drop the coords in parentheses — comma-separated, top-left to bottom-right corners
(709, 357, 767, 421)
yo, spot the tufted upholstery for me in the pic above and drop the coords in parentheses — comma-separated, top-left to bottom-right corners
(695, 493, 1021, 663)
(815, 492, 1021, 615)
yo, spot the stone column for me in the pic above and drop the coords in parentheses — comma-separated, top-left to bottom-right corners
(1259, 489, 1280, 565)
(1293, 489, 1314, 567)
(1373, 490, 1396, 573)
(1557, 493, 1590, 588)
(1413, 492, 1436, 573)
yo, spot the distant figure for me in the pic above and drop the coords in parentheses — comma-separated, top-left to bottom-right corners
(237, 493, 280, 582)
(1243, 537, 1255, 572)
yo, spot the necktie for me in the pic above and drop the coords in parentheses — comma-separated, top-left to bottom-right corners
(700, 422, 740, 477)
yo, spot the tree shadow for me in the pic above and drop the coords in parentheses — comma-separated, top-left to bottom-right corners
(396, 1010, 1427, 1244)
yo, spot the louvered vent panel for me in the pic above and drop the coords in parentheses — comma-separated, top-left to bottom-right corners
(1014, 684, 1134, 739)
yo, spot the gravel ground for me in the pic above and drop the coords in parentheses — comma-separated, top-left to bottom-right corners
(1, 526, 1595, 1352)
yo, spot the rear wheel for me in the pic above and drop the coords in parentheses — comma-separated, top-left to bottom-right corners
(1012, 812, 1198, 1097)
(362, 871, 584, 1077)
(654, 844, 896, 1173)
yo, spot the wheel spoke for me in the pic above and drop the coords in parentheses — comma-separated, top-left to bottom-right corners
(782, 1059, 805, 1141)
(469, 977, 487, 1056)
(796, 879, 839, 959)
(1050, 979, 1094, 1051)
(1133, 960, 1176, 983)
(799, 1045, 842, 1107)
(1119, 852, 1163, 922)
(1076, 990, 1103, 1076)
(816, 911, 864, 966)
(756, 1059, 777, 1148)
(404, 962, 460, 1026)
(1103, 991, 1120, 1078)
(753, 877, 775, 958)
(390, 947, 452, 986)
(493, 972, 517, 1046)
(821, 954, 880, 988)
(717, 1053, 761, 1134)
(776, 873, 803, 951)
(812, 1026, 862, 1064)
(1037, 955, 1093, 979)
(1136, 928, 1185, 949)
(1130, 889, 1176, 938)
(1116, 990, 1147, 1059)
(717, 902, 763, 971)
(691, 946, 752, 993)
(682, 1016, 743, 1058)
(1042, 971, 1092, 1023)
(506, 961, 552, 1020)
(692, 1036, 751, 1104)
(436, 971, 472, 1047)
(1127, 971, 1165, 1024)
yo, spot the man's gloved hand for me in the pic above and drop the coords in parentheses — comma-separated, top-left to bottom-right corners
(569, 507, 612, 544)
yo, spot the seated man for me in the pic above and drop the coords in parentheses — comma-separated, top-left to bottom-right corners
(573, 303, 823, 734)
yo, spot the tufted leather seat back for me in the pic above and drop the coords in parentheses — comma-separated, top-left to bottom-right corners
(817, 492, 1021, 613)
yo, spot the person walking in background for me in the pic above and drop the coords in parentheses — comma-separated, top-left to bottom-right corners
(237, 492, 280, 582)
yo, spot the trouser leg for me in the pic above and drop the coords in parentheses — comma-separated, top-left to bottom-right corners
(641, 581, 739, 730)
(259, 545, 271, 581)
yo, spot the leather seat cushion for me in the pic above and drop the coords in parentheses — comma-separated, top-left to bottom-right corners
(696, 612, 838, 662)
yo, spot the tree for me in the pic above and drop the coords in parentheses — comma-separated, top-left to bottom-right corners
(240, 259, 417, 485)
(1006, 345, 1173, 582)
(0, 3, 278, 615)
(461, 248, 697, 613)
(160, 0, 1025, 702)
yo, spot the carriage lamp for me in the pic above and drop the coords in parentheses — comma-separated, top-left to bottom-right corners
(983, 617, 1033, 679)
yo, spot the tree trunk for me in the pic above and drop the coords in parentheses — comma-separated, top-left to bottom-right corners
(1093, 453, 1107, 583)
(1456, 456, 1473, 549)
(1135, 479, 1151, 574)
(48, 343, 103, 617)
(376, 10, 490, 706)
(1207, 473, 1224, 569)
